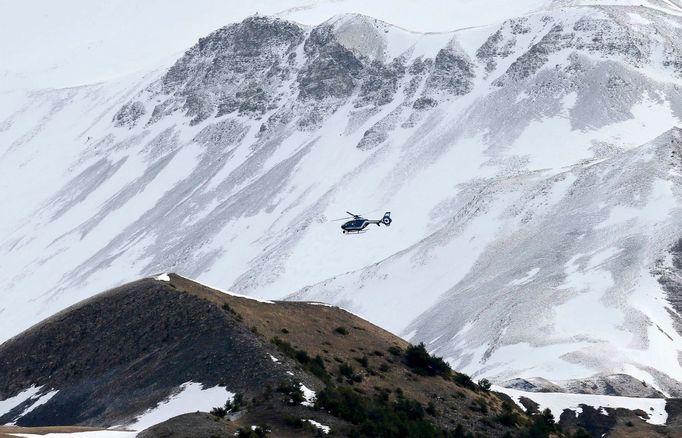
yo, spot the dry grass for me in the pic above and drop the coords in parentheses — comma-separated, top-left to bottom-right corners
(167, 273, 518, 433)
(0, 426, 109, 437)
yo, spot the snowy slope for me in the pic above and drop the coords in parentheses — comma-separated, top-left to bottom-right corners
(2, 3, 682, 397)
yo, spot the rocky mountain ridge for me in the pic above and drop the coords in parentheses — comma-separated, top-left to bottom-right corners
(0, 274, 534, 437)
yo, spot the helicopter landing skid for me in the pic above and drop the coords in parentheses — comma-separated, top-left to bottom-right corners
(342, 230, 367, 235)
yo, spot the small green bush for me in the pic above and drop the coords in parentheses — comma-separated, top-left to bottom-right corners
(404, 343, 451, 377)
(469, 398, 488, 414)
(334, 326, 349, 335)
(235, 425, 269, 437)
(495, 403, 519, 426)
(453, 372, 477, 390)
(210, 406, 227, 418)
(277, 381, 305, 405)
(387, 346, 403, 355)
(315, 387, 452, 437)
(356, 355, 369, 368)
(225, 393, 244, 412)
(271, 338, 330, 383)
(478, 378, 492, 391)
(339, 362, 355, 377)
(426, 401, 437, 416)
(521, 408, 557, 438)
(221, 303, 243, 321)
(296, 350, 311, 363)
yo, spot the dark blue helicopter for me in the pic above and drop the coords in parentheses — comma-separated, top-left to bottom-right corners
(337, 211, 392, 234)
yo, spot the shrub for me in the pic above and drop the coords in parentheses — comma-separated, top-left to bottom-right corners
(404, 343, 451, 377)
(296, 350, 311, 364)
(521, 408, 557, 438)
(221, 303, 234, 313)
(308, 355, 329, 382)
(387, 346, 403, 355)
(339, 362, 355, 377)
(221, 303, 243, 321)
(235, 425, 269, 437)
(469, 398, 488, 414)
(453, 372, 477, 390)
(283, 416, 306, 428)
(356, 355, 369, 368)
(334, 326, 349, 335)
(495, 403, 519, 427)
(271, 338, 330, 383)
(426, 401, 437, 416)
(315, 387, 451, 438)
(478, 378, 492, 391)
(210, 406, 227, 418)
(272, 337, 297, 358)
(277, 381, 305, 405)
(225, 393, 244, 412)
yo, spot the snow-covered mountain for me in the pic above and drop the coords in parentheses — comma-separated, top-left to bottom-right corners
(3, 1, 682, 397)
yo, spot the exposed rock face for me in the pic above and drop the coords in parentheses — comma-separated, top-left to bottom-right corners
(298, 25, 364, 101)
(424, 47, 474, 96)
(160, 16, 305, 124)
(134, 14, 479, 131)
(113, 101, 146, 128)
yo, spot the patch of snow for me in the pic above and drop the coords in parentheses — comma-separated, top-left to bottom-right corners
(299, 383, 316, 407)
(11, 389, 59, 424)
(0, 385, 42, 417)
(304, 419, 331, 434)
(131, 382, 234, 431)
(495, 386, 668, 425)
(269, 354, 280, 363)
(154, 273, 170, 282)
(306, 302, 335, 307)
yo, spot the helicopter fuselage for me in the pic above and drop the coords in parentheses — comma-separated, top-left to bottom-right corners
(341, 218, 374, 233)
(340, 212, 392, 233)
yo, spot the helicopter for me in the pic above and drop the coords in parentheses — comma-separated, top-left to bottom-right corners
(335, 211, 392, 234)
